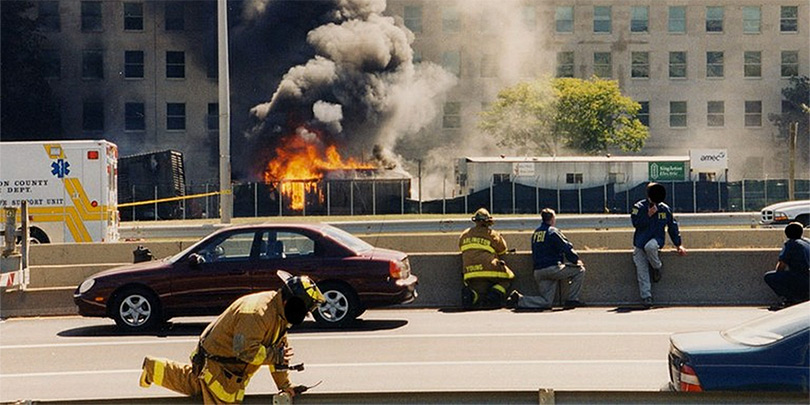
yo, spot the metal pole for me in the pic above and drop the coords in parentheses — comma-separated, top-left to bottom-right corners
(278, 181, 283, 217)
(154, 186, 158, 221)
(692, 180, 697, 213)
(373, 178, 377, 215)
(511, 176, 515, 214)
(789, 122, 797, 200)
(254, 182, 258, 217)
(443, 175, 446, 215)
(350, 180, 354, 216)
(490, 175, 494, 213)
(717, 181, 721, 211)
(577, 185, 582, 214)
(217, 0, 232, 223)
(535, 178, 539, 214)
(418, 160, 422, 214)
(132, 185, 136, 220)
(742, 179, 746, 211)
(205, 184, 210, 218)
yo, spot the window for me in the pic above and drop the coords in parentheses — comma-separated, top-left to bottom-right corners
(125, 102, 145, 131)
(781, 51, 799, 77)
(42, 50, 61, 78)
(441, 50, 460, 76)
(594, 52, 612, 78)
(167, 103, 186, 130)
(670, 101, 687, 127)
(165, 2, 184, 31)
(743, 6, 761, 34)
(207, 103, 219, 130)
(82, 50, 104, 79)
(745, 100, 762, 127)
(706, 6, 723, 33)
(638, 101, 649, 127)
(166, 51, 185, 79)
(781, 6, 798, 33)
(566, 173, 583, 184)
(493, 173, 510, 184)
(38, 1, 60, 32)
(669, 51, 687, 79)
(608, 173, 626, 183)
(197, 231, 257, 263)
(443, 102, 461, 129)
(404, 5, 421, 33)
(124, 51, 144, 78)
(556, 6, 574, 33)
(522, 6, 536, 31)
(707, 101, 724, 127)
(556, 51, 574, 78)
(124, 2, 143, 31)
(442, 7, 460, 33)
(593, 6, 611, 33)
(630, 6, 648, 33)
(706, 51, 724, 78)
(82, 101, 104, 131)
(631, 52, 649, 78)
(81, 1, 102, 31)
(744, 51, 761, 78)
(668, 6, 686, 33)
(699, 172, 717, 182)
(480, 54, 497, 78)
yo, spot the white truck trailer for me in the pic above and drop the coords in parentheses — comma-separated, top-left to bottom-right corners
(0, 140, 119, 243)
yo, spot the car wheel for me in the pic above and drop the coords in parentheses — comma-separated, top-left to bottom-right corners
(312, 282, 359, 328)
(112, 287, 162, 332)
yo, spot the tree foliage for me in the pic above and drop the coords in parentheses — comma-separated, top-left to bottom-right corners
(479, 77, 648, 155)
(1, 1, 62, 140)
(768, 75, 810, 139)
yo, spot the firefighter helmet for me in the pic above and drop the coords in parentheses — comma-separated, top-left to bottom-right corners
(277, 270, 325, 313)
(471, 208, 494, 225)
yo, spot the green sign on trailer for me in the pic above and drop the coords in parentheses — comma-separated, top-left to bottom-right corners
(649, 162, 686, 181)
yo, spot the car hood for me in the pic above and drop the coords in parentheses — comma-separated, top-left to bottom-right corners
(671, 331, 752, 355)
(362, 247, 407, 261)
(85, 258, 171, 280)
(762, 200, 810, 212)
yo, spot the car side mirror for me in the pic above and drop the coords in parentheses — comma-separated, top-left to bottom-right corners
(188, 253, 205, 266)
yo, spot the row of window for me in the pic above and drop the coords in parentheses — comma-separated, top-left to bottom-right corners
(443, 100, 782, 130)
(560, 50, 801, 80)
(404, 4, 800, 35)
(82, 102, 218, 132)
(436, 49, 802, 80)
(37, 1, 186, 32)
(41, 50, 211, 80)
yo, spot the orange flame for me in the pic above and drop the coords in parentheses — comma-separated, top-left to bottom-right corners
(263, 132, 375, 210)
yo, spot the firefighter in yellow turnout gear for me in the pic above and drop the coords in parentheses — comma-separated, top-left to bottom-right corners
(459, 208, 515, 309)
(139, 271, 325, 404)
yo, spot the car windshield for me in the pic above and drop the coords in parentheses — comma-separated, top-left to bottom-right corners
(722, 302, 810, 346)
(321, 224, 374, 253)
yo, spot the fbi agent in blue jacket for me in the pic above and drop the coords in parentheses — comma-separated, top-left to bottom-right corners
(631, 183, 687, 308)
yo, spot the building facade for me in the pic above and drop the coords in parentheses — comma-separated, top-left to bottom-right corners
(34, 0, 219, 186)
(387, 0, 809, 181)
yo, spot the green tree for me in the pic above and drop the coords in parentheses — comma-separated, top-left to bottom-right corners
(768, 75, 809, 140)
(478, 80, 558, 155)
(479, 77, 648, 155)
(1, 1, 62, 140)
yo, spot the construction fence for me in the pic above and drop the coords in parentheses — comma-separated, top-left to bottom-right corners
(120, 178, 809, 220)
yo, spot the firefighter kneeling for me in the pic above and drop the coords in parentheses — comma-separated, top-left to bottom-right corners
(139, 270, 325, 404)
(459, 208, 515, 309)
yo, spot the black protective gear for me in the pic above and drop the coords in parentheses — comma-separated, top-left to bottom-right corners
(461, 286, 478, 308)
(483, 287, 506, 308)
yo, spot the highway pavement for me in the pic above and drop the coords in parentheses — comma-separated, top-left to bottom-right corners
(0, 306, 771, 403)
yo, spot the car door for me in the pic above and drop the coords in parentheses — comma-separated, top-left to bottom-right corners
(251, 230, 324, 291)
(167, 230, 259, 315)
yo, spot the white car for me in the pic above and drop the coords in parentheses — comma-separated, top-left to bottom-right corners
(760, 200, 810, 226)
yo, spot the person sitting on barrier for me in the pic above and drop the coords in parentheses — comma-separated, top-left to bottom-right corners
(506, 208, 586, 311)
(764, 222, 810, 310)
(630, 182, 687, 309)
(458, 208, 515, 309)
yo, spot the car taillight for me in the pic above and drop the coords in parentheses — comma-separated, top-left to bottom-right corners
(389, 258, 410, 279)
(679, 364, 703, 392)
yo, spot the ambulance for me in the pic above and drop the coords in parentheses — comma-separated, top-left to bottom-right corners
(0, 140, 119, 243)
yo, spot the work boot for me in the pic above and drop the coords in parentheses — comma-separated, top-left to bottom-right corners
(642, 297, 654, 309)
(563, 300, 585, 309)
(505, 291, 522, 309)
(649, 267, 662, 283)
(139, 358, 151, 388)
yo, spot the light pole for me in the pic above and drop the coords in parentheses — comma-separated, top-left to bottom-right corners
(217, 0, 232, 223)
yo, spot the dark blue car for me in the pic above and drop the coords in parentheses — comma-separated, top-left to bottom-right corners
(668, 302, 809, 392)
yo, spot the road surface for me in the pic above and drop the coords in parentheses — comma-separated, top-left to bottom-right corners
(0, 306, 768, 402)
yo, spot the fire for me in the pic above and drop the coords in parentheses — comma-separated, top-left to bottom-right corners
(263, 130, 375, 210)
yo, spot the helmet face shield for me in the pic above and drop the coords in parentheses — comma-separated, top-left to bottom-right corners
(277, 270, 325, 313)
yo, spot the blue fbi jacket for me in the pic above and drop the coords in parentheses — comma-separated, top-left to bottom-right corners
(531, 222, 580, 269)
(631, 199, 682, 249)
(779, 237, 810, 275)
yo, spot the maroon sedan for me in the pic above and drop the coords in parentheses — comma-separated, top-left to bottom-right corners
(74, 223, 417, 331)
